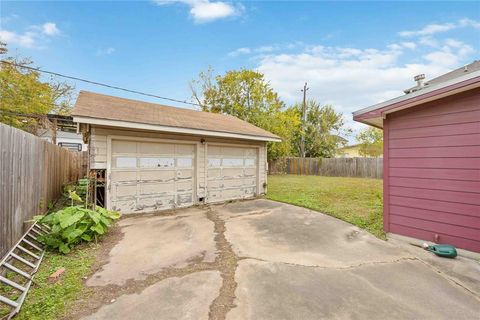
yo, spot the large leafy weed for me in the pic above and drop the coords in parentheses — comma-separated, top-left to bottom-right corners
(35, 186, 120, 254)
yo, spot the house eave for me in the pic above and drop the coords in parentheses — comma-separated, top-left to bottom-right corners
(353, 71, 480, 129)
(72, 116, 282, 142)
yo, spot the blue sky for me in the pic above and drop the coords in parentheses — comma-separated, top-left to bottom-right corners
(1, 1, 479, 138)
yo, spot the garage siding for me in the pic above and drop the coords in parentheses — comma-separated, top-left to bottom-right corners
(88, 126, 268, 210)
(385, 88, 480, 252)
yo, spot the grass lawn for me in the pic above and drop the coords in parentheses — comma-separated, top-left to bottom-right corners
(266, 175, 385, 238)
(0, 243, 97, 320)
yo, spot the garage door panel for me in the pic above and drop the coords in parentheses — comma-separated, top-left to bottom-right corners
(222, 158, 244, 167)
(243, 178, 256, 186)
(176, 144, 195, 155)
(208, 168, 222, 179)
(208, 146, 223, 156)
(139, 170, 175, 182)
(222, 147, 245, 157)
(244, 168, 256, 176)
(110, 139, 195, 213)
(139, 157, 174, 168)
(138, 195, 175, 211)
(206, 145, 258, 203)
(111, 171, 137, 182)
(223, 179, 244, 188)
(112, 199, 136, 212)
(139, 182, 174, 195)
(245, 149, 257, 157)
(177, 157, 193, 168)
(177, 169, 193, 179)
(114, 184, 137, 197)
(177, 193, 193, 206)
(177, 180, 193, 192)
(138, 142, 174, 155)
(112, 140, 137, 153)
(222, 168, 244, 179)
(114, 156, 137, 168)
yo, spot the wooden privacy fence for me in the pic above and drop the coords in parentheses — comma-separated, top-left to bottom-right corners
(269, 157, 383, 179)
(0, 123, 88, 258)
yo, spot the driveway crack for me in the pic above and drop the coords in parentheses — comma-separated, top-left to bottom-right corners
(205, 206, 239, 320)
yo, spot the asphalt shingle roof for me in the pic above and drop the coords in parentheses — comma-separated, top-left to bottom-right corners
(72, 91, 280, 140)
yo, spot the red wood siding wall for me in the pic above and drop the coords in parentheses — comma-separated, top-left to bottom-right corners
(384, 88, 480, 252)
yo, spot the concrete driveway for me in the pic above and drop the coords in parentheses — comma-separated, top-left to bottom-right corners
(80, 199, 480, 320)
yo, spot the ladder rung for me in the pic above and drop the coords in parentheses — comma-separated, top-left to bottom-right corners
(17, 245, 40, 260)
(10, 253, 36, 269)
(3, 263, 31, 280)
(26, 233, 38, 242)
(0, 276, 26, 292)
(21, 239, 42, 251)
(30, 227, 44, 236)
(38, 223, 51, 231)
(0, 294, 19, 308)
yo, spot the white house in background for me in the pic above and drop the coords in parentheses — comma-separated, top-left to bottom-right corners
(37, 115, 88, 151)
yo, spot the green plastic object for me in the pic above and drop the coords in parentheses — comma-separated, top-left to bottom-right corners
(427, 244, 457, 258)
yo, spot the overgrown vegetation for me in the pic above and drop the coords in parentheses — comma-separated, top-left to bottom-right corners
(267, 175, 384, 238)
(35, 189, 120, 254)
(0, 42, 74, 133)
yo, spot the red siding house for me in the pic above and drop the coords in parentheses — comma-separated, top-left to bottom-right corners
(353, 61, 480, 253)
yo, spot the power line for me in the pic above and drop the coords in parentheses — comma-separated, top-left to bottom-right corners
(0, 60, 201, 107)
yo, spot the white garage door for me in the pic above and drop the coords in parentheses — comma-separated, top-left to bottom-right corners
(207, 145, 257, 203)
(109, 140, 195, 213)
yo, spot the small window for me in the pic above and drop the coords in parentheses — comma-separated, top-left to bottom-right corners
(222, 158, 243, 167)
(58, 142, 82, 152)
(139, 157, 174, 168)
(245, 158, 256, 166)
(116, 157, 137, 168)
(177, 158, 193, 167)
(208, 158, 221, 167)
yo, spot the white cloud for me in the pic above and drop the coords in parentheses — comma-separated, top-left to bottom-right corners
(0, 21, 60, 49)
(399, 22, 456, 37)
(96, 47, 116, 56)
(42, 22, 59, 36)
(399, 18, 480, 37)
(252, 33, 476, 137)
(155, 0, 243, 23)
(228, 47, 251, 57)
(0, 30, 36, 48)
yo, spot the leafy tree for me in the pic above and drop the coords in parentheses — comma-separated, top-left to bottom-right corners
(0, 42, 74, 133)
(191, 68, 298, 159)
(290, 100, 350, 158)
(356, 127, 383, 157)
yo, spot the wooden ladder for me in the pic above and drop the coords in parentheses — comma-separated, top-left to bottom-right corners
(0, 222, 49, 320)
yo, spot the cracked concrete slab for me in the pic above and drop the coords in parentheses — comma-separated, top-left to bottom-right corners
(87, 208, 216, 286)
(214, 199, 283, 220)
(228, 259, 480, 320)
(388, 237, 480, 296)
(222, 200, 411, 267)
(83, 271, 222, 320)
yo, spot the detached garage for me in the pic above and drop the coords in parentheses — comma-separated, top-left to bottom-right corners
(354, 61, 480, 253)
(72, 91, 280, 213)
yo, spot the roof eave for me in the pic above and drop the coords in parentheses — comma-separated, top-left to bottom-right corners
(353, 71, 480, 128)
(72, 116, 282, 142)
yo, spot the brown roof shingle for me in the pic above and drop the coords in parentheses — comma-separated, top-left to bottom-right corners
(72, 91, 280, 141)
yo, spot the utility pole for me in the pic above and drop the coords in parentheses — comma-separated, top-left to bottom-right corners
(300, 82, 309, 158)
